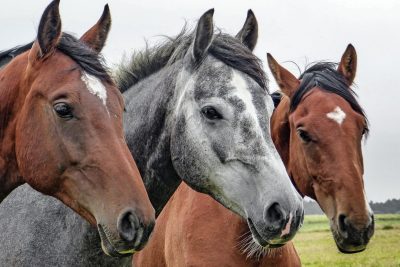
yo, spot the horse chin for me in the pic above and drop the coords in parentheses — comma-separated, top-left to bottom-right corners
(247, 218, 286, 249)
(334, 236, 367, 254)
(331, 225, 368, 254)
(336, 243, 366, 254)
(98, 224, 134, 258)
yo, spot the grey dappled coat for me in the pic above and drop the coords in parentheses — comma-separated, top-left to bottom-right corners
(0, 185, 131, 267)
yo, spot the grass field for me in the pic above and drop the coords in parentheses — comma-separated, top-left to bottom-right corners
(293, 214, 400, 267)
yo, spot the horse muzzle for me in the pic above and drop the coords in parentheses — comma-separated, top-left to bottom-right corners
(97, 211, 155, 257)
(332, 213, 375, 254)
(247, 204, 304, 248)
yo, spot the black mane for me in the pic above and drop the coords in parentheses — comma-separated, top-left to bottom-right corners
(291, 62, 368, 133)
(0, 33, 112, 83)
(0, 42, 33, 68)
(57, 33, 112, 83)
(115, 27, 267, 93)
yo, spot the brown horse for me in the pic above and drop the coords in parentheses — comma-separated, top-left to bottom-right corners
(0, 0, 155, 256)
(268, 45, 373, 254)
(134, 42, 374, 265)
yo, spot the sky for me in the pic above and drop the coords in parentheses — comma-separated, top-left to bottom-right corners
(1, 0, 399, 202)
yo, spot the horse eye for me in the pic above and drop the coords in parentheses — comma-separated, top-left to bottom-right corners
(201, 106, 223, 120)
(362, 127, 368, 136)
(54, 102, 73, 119)
(297, 129, 313, 143)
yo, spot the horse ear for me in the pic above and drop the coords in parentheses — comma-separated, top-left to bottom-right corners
(236, 9, 258, 51)
(192, 9, 214, 63)
(338, 44, 357, 85)
(32, 0, 62, 59)
(267, 53, 300, 98)
(80, 4, 112, 53)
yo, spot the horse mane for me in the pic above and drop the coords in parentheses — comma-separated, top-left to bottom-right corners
(114, 27, 268, 93)
(0, 33, 112, 83)
(291, 62, 369, 134)
(55, 33, 112, 83)
(0, 42, 33, 68)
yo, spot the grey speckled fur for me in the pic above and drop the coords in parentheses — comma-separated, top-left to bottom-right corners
(0, 184, 131, 267)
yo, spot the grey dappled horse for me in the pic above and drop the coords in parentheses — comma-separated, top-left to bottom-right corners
(0, 9, 303, 266)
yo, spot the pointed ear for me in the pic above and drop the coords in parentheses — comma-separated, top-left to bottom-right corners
(338, 44, 357, 85)
(80, 4, 112, 53)
(192, 9, 214, 63)
(33, 0, 62, 59)
(236, 9, 258, 51)
(267, 53, 300, 98)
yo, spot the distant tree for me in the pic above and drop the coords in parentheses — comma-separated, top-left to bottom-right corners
(304, 198, 400, 215)
(369, 198, 400, 214)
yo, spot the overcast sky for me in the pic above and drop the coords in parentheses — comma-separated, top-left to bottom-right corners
(1, 0, 399, 202)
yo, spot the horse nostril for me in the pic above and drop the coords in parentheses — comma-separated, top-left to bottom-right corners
(370, 214, 374, 226)
(338, 214, 348, 236)
(264, 202, 285, 230)
(366, 214, 375, 239)
(296, 207, 305, 229)
(117, 210, 139, 242)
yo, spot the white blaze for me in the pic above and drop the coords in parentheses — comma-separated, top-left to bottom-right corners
(81, 73, 108, 108)
(230, 70, 261, 133)
(326, 106, 346, 125)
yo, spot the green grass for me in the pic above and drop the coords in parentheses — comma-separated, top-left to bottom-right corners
(293, 214, 400, 267)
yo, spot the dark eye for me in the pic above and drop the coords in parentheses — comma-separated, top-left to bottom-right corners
(201, 106, 223, 120)
(297, 128, 313, 143)
(54, 102, 73, 119)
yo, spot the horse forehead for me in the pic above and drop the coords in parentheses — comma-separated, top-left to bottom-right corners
(80, 73, 108, 109)
(326, 106, 346, 125)
(228, 70, 271, 143)
(293, 91, 366, 138)
(193, 60, 267, 118)
(228, 70, 268, 115)
(228, 70, 256, 111)
(300, 89, 349, 116)
(193, 61, 232, 99)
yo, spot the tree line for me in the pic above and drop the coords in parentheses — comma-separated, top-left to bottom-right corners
(304, 198, 400, 215)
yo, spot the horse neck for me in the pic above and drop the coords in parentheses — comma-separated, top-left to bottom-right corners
(0, 54, 29, 201)
(123, 63, 182, 216)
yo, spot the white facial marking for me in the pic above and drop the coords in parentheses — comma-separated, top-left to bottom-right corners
(230, 70, 262, 134)
(81, 73, 108, 110)
(326, 106, 346, 125)
(281, 213, 293, 237)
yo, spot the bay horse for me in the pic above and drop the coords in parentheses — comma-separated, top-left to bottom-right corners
(134, 43, 374, 266)
(268, 46, 374, 253)
(0, 9, 303, 266)
(0, 0, 155, 258)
